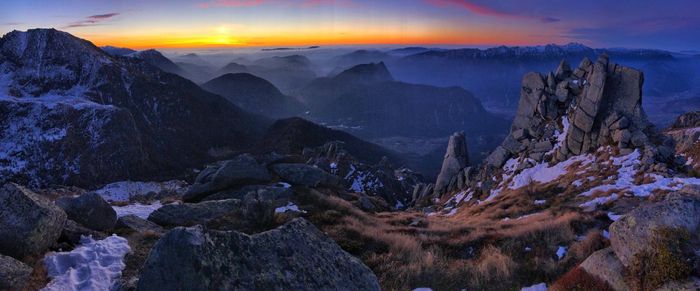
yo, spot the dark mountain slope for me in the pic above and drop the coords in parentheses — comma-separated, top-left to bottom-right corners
(0, 28, 270, 187)
(201, 73, 304, 118)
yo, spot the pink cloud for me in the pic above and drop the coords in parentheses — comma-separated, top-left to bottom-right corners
(198, 0, 269, 8)
(426, 0, 514, 17)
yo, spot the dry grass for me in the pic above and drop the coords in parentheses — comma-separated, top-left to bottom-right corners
(290, 186, 601, 290)
(550, 266, 614, 291)
(568, 229, 607, 261)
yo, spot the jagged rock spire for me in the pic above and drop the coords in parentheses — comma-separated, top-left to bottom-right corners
(434, 131, 469, 197)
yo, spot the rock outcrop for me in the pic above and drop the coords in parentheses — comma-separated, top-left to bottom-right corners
(434, 131, 470, 197)
(56, 192, 117, 231)
(136, 219, 380, 291)
(0, 183, 66, 259)
(271, 163, 340, 188)
(116, 214, 165, 235)
(485, 55, 670, 168)
(183, 154, 272, 202)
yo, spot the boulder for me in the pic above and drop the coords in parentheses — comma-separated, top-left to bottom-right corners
(271, 163, 340, 187)
(60, 219, 107, 245)
(0, 183, 67, 259)
(148, 199, 241, 227)
(485, 146, 510, 168)
(135, 219, 380, 291)
(609, 195, 700, 267)
(184, 154, 272, 202)
(434, 132, 469, 195)
(0, 254, 32, 290)
(56, 192, 117, 231)
(580, 248, 630, 291)
(202, 184, 293, 205)
(116, 215, 165, 235)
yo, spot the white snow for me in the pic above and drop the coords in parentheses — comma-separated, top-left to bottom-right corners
(522, 283, 548, 291)
(534, 199, 546, 205)
(43, 235, 131, 291)
(94, 180, 187, 202)
(112, 202, 163, 219)
(275, 202, 306, 214)
(579, 150, 700, 208)
(556, 246, 567, 260)
(508, 154, 593, 190)
(603, 230, 610, 239)
(607, 212, 623, 221)
(395, 200, 405, 209)
(348, 170, 384, 193)
(275, 182, 292, 188)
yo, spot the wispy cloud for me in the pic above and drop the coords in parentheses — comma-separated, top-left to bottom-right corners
(198, 0, 352, 9)
(64, 13, 119, 28)
(426, 0, 561, 24)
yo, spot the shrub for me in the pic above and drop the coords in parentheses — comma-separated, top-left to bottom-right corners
(627, 227, 694, 291)
(550, 266, 614, 291)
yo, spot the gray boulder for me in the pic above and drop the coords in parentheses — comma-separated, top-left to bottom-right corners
(0, 254, 32, 290)
(184, 154, 272, 202)
(202, 184, 293, 205)
(148, 199, 241, 227)
(271, 163, 340, 187)
(434, 132, 469, 196)
(0, 183, 67, 259)
(580, 248, 630, 291)
(609, 195, 700, 267)
(136, 218, 380, 291)
(56, 192, 117, 231)
(60, 219, 107, 245)
(116, 214, 165, 235)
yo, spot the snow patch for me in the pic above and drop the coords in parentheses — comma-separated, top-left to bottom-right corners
(112, 202, 163, 219)
(43, 235, 131, 291)
(95, 180, 187, 202)
(522, 283, 548, 291)
(275, 202, 306, 214)
(556, 246, 567, 260)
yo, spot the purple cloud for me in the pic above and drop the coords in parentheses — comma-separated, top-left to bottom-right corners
(64, 12, 119, 28)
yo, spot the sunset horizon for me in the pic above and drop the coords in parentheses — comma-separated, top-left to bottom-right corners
(3, 0, 700, 51)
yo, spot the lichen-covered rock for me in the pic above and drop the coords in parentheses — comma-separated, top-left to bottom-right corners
(0, 183, 67, 259)
(136, 218, 380, 291)
(56, 192, 117, 231)
(609, 195, 700, 267)
(580, 248, 630, 291)
(0, 254, 32, 290)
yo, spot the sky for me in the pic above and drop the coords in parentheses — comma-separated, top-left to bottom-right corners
(1, 0, 699, 51)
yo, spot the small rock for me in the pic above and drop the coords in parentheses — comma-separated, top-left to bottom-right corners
(60, 219, 107, 245)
